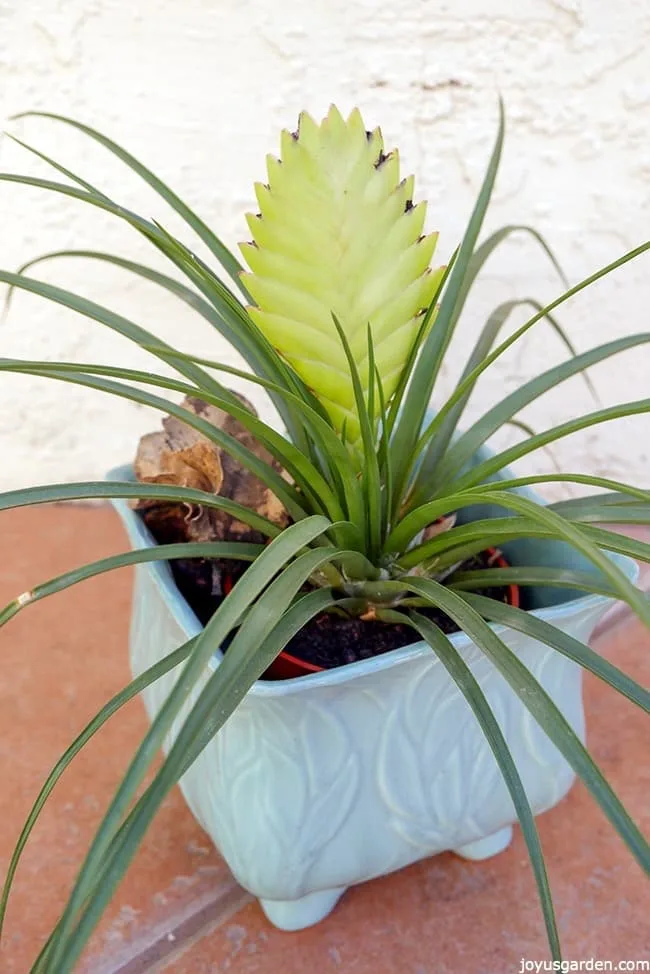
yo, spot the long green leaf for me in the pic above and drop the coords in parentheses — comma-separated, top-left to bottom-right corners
(549, 491, 650, 526)
(2, 132, 109, 198)
(389, 102, 506, 512)
(471, 225, 569, 290)
(401, 516, 650, 573)
(447, 401, 650, 500)
(0, 175, 312, 445)
(42, 589, 337, 971)
(155, 345, 366, 524)
(0, 542, 263, 628)
(35, 588, 335, 973)
(450, 565, 617, 598)
(10, 111, 248, 294)
(390, 221, 566, 480)
(400, 516, 554, 570)
(0, 357, 351, 527)
(484, 478, 650, 525)
(463, 593, 650, 714)
(46, 564, 338, 971)
(331, 315, 381, 557)
(0, 250, 287, 437)
(434, 334, 650, 487)
(388, 483, 644, 556)
(395, 469, 650, 568)
(479, 473, 650, 503)
(385, 250, 458, 439)
(401, 609, 561, 961)
(550, 501, 650, 525)
(40, 516, 332, 970)
(0, 266, 243, 403)
(405, 578, 650, 874)
(0, 637, 196, 936)
(0, 361, 312, 520)
(0, 481, 281, 532)
(388, 488, 650, 624)
(2, 249, 238, 337)
(0, 242, 309, 453)
(146, 218, 319, 400)
(374, 364, 394, 537)
(9, 347, 364, 535)
(404, 240, 650, 510)
(416, 296, 590, 484)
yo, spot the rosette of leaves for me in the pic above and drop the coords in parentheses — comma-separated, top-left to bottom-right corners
(0, 104, 649, 970)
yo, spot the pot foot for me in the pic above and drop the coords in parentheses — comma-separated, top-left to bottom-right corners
(259, 886, 347, 931)
(453, 825, 513, 861)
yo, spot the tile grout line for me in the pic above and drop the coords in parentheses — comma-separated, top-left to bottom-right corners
(84, 880, 252, 974)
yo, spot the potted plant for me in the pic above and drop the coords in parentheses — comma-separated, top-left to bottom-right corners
(0, 104, 648, 970)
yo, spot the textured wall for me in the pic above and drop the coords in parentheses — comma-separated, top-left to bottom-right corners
(1, 0, 649, 495)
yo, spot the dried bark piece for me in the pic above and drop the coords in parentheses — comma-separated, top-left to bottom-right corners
(134, 393, 289, 536)
(133, 393, 291, 605)
(135, 431, 224, 495)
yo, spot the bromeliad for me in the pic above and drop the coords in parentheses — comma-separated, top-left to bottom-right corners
(0, 104, 648, 970)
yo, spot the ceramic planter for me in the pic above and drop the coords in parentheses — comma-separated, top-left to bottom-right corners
(109, 455, 637, 932)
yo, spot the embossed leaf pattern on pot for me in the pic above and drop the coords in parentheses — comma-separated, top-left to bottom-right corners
(377, 656, 476, 850)
(202, 697, 360, 898)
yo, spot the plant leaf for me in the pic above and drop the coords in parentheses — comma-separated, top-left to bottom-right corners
(413, 295, 599, 488)
(2, 132, 109, 198)
(448, 401, 650, 502)
(330, 314, 382, 556)
(432, 333, 650, 489)
(0, 638, 196, 935)
(0, 175, 314, 447)
(39, 516, 333, 970)
(10, 112, 248, 295)
(0, 360, 312, 521)
(389, 100, 506, 512)
(0, 542, 263, 628)
(388, 487, 650, 625)
(404, 578, 650, 875)
(401, 609, 561, 961)
(46, 574, 338, 970)
(0, 266, 248, 402)
(403, 240, 650, 510)
(463, 593, 650, 714)
(400, 515, 650, 573)
(450, 565, 617, 598)
(0, 480, 281, 528)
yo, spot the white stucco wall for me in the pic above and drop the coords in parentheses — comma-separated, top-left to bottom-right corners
(1, 0, 649, 497)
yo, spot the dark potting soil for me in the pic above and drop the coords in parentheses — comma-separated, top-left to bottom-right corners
(162, 541, 515, 671)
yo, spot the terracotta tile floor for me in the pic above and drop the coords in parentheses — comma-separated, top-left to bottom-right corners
(1, 505, 648, 973)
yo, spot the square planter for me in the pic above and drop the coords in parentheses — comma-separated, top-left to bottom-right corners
(109, 448, 637, 931)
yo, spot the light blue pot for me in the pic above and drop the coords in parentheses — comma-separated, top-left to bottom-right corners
(109, 445, 637, 932)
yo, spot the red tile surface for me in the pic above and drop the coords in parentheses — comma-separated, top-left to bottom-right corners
(1, 505, 648, 973)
